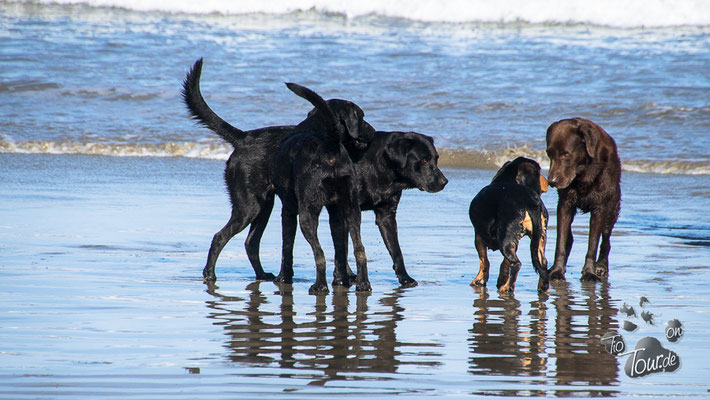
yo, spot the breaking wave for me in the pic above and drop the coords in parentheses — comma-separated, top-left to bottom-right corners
(10, 0, 710, 27)
(2, 138, 708, 175)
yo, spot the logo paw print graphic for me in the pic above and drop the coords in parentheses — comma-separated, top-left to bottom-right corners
(601, 296, 683, 378)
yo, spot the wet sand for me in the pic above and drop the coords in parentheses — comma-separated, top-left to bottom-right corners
(1, 153, 709, 398)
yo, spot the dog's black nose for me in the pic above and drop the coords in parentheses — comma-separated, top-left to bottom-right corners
(439, 176, 449, 188)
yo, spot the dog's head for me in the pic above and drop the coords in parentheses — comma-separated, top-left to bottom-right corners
(491, 157, 548, 195)
(546, 118, 605, 189)
(304, 98, 375, 151)
(384, 132, 448, 193)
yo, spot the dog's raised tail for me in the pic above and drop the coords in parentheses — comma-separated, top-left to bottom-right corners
(182, 58, 245, 146)
(285, 82, 343, 153)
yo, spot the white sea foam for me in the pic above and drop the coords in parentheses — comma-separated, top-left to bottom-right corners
(17, 0, 710, 27)
(3, 138, 709, 175)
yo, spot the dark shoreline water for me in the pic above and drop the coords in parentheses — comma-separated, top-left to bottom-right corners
(2, 2, 710, 175)
(1, 153, 709, 398)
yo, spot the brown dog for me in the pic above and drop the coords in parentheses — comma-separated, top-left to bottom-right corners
(546, 118, 621, 281)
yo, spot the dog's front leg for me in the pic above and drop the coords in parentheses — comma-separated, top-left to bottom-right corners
(581, 210, 605, 282)
(375, 207, 417, 288)
(549, 199, 575, 281)
(327, 205, 353, 287)
(274, 204, 298, 284)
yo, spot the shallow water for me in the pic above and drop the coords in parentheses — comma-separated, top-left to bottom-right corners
(1, 154, 709, 398)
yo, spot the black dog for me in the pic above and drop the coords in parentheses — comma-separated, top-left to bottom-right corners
(182, 58, 374, 282)
(546, 118, 621, 281)
(287, 131, 448, 289)
(469, 157, 550, 293)
(271, 83, 370, 294)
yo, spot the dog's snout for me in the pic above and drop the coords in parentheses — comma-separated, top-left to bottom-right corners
(427, 172, 448, 192)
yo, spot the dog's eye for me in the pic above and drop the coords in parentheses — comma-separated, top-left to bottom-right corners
(421, 159, 428, 164)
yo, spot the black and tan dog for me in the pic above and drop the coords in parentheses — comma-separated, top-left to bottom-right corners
(546, 118, 621, 281)
(271, 83, 371, 294)
(182, 59, 374, 283)
(469, 157, 550, 293)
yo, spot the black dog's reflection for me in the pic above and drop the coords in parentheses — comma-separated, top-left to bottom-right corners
(206, 282, 441, 383)
(468, 283, 619, 396)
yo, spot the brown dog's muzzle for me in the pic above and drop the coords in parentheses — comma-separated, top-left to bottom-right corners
(540, 175, 548, 193)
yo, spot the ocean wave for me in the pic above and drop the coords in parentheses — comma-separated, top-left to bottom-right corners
(2, 138, 708, 175)
(12, 0, 710, 27)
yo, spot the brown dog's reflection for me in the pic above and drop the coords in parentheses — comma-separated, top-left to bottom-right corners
(206, 283, 441, 384)
(551, 281, 619, 396)
(469, 283, 619, 396)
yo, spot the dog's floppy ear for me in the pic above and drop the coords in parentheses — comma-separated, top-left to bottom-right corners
(491, 160, 513, 183)
(384, 136, 413, 170)
(576, 119, 599, 158)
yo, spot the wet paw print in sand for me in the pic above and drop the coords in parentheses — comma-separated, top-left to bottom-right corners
(601, 296, 683, 378)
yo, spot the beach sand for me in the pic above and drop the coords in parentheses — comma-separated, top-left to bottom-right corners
(1, 153, 709, 398)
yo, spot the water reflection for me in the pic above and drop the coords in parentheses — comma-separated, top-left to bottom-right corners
(469, 283, 619, 397)
(205, 283, 442, 385)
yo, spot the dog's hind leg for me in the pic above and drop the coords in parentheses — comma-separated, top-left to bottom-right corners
(498, 242, 521, 293)
(375, 208, 417, 288)
(244, 193, 276, 282)
(327, 205, 352, 287)
(204, 210, 256, 282)
(530, 211, 549, 292)
(595, 209, 617, 278)
(275, 203, 298, 284)
(471, 233, 490, 287)
(299, 207, 330, 295)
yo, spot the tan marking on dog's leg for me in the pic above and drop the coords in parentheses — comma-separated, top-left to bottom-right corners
(522, 211, 533, 234)
(539, 212, 548, 268)
(471, 233, 490, 287)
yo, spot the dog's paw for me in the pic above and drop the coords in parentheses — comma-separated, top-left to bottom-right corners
(581, 270, 602, 282)
(498, 283, 515, 293)
(256, 272, 276, 282)
(274, 274, 293, 284)
(399, 276, 418, 288)
(471, 271, 488, 287)
(548, 267, 566, 281)
(331, 276, 352, 287)
(356, 281, 372, 293)
(594, 260, 609, 278)
(537, 278, 550, 292)
(308, 283, 329, 295)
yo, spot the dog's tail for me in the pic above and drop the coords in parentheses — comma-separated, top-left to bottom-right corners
(285, 82, 344, 154)
(182, 58, 245, 146)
